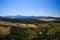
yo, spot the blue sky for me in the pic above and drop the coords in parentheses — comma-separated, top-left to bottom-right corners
(0, 0, 60, 17)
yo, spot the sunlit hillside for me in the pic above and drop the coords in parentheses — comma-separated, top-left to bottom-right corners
(0, 17, 60, 40)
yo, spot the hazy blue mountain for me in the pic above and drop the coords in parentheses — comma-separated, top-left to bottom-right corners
(4, 15, 60, 19)
(0, 15, 60, 22)
(4, 15, 36, 19)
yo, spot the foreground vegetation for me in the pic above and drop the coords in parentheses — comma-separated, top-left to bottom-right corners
(0, 23, 60, 40)
(0, 18, 60, 40)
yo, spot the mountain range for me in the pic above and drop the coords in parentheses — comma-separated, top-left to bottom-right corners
(0, 15, 60, 23)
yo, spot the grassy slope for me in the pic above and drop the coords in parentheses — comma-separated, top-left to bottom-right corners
(0, 18, 60, 40)
(0, 20, 60, 34)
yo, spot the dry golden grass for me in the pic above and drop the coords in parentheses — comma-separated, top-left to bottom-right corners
(38, 18, 56, 21)
(39, 23, 49, 27)
(0, 27, 10, 35)
(0, 21, 37, 28)
(18, 23, 37, 28)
